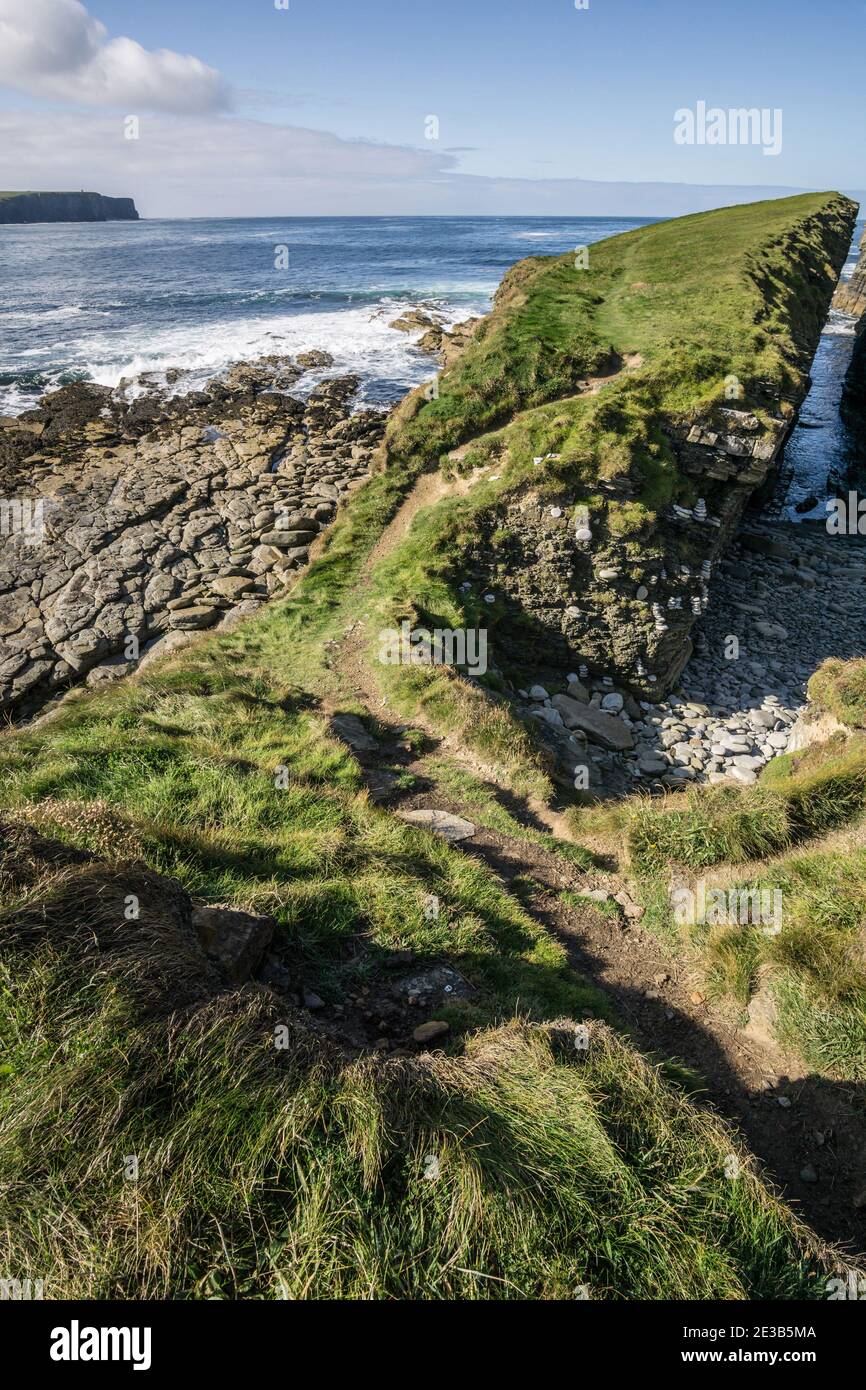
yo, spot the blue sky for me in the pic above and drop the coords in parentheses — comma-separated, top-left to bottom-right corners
(0, 0, 863, 214)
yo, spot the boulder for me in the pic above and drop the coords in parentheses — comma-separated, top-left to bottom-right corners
(168, 605, 221, 631)
(551, 695, 635, 750)
(412, 1020, 450, 1044)
(397, 809, 476, 842)
(296, 350, 334, 369)
(191, 905, 276, 985)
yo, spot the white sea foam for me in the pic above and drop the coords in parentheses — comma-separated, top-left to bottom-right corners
(0, 293, 489, 414)
(79, 298, 472, 403)
(0, 305, 93, 325)
(822, 309, 858, 337)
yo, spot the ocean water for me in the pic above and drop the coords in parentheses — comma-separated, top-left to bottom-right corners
(1, 213, 860, 515)
(0, 215, 649, 415)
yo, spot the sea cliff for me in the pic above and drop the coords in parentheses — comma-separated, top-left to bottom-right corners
(0, 191, 139, 223)
(834, 226, 866, 317)
(378, 192, 856, 697)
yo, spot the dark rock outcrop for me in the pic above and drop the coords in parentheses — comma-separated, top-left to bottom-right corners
(191, 905, 276, 985)
(466, 401, 794, 691)
(0, 192, 139, 223)
(840, 230, 866, 439)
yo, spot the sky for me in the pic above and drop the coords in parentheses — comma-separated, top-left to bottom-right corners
(0, 0, 863, 217)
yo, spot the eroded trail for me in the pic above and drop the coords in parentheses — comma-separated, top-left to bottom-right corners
(339, 703, 866, 1254)
(320, 451, 866, 1259)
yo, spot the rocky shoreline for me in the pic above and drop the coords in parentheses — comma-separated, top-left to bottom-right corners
(0, 355, 388, 715)
(0, 307, 481, 720)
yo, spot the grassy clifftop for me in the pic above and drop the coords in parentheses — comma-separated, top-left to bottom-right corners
(364, 193, 856, 699)
(0, 197, 861, 1299)
(388, 192, 855, 468)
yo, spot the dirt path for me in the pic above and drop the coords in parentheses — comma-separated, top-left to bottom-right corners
(318, 423, 866, 1259)
(336, 704, 866, 1255)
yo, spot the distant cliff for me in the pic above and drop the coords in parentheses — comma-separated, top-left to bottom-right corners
(0, 192, 139, 224)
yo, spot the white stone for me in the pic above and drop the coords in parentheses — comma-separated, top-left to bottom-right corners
(729, 766, 757, 785)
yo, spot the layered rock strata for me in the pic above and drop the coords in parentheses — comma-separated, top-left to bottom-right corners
(834, 227, 866, 318)
(0, 360, 385, 713)
(455, 200, 856, 696)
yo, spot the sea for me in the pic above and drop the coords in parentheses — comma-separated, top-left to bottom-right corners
(1, 212, 862, 519)
(0, 215, 646, 413)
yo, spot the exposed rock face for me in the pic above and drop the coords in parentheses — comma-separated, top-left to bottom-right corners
(843, 329, 866, 440)
(510, 516, 866, 797)
(840, 232, 866, 435)
(390, 305, 482, 369)
(834, 228, 866, 318)
(417, 317, 482, 368)
(465, 403, 793, 692)
(0, 192, 139, 223)
(458, 203, 855, 697)
(0, 362, 385, 714)
(191, 905, 276, 985)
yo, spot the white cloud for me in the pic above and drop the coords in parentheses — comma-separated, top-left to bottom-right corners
(0, 108, 839, 219)
(0, 0, 229, 113)
(0, 109, 457, 215)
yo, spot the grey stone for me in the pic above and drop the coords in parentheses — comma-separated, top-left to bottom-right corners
(168, 605, 221, 631)
(330, 713, 378, 751)
(397, 809, 476, 842)
(551, 695, 635, 750)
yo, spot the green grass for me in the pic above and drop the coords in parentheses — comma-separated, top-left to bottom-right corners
(627, 735, 866, 873)
(0, 585, 851, 1296)
(343, 191, 856, 725)
(808, 657, 866, 729)
(610, 660, 866, 1079)
(695, 846, 866, 1080)
(262, 192, 856, 789)
(1, 197, 862, 1298)
(0, 658, 582, 1027)
(0, 895, 840, 1299)
(423, 757, 596, 869)
(388, 193, 855, 478)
